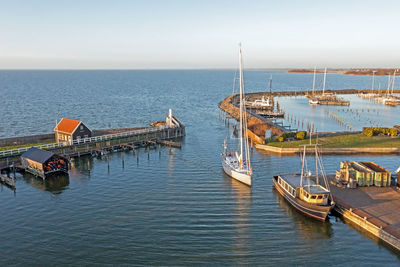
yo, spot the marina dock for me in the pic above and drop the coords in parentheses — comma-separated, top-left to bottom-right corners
(219, 88, 400, 145)
(327, 175, 400, 251)
(0, 112, 185, 184)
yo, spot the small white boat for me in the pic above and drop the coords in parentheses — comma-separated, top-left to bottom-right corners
(309, 99, 319, 105)
(222, 43, 252, 186)
(245, 96, 273, 109)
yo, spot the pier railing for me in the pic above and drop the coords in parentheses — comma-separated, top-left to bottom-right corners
(0, 124, 181, 157)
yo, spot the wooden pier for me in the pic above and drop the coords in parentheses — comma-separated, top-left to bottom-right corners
(0, 173, 15, 189)
(327, 175, 400, 252)
(0, 113, 185, 186)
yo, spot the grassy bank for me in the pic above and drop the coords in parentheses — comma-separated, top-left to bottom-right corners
(0, 142, 53, 151)
(267, 133, 400, 148)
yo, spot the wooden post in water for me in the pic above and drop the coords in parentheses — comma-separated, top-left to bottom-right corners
(122, 153, 125, 169)
(107, 155, 110, 173)
(87, 160, 91, 176)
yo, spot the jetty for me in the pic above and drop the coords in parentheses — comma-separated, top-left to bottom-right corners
(327, 175, 400, 252)
(0, 110, 185, 183)
(219, 88, 400, 145)
(219, 95, 290, 145)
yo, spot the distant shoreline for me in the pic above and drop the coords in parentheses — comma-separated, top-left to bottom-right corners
(288, 68, 400, 76)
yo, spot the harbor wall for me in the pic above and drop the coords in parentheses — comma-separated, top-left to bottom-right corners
(219, 95, 285, 144)
(255, 144, 400, 155)
(248, 89, 400, 98)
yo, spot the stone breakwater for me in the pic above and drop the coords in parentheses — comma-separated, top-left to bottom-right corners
(218, 95, 284, 144)
(218, 88, 400, 146)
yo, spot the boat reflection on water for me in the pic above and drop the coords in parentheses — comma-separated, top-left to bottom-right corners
(224, 176, 252, 257)
(273, 187, 333, 239)
(23, 173, 69, 194)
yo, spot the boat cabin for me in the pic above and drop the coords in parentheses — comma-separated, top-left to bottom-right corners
(277, 175, 297, 198)
(21, 147, 69, 179)
(299, 186, 329, 205)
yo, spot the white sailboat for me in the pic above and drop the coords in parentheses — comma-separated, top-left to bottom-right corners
(221, 43, 252, 186)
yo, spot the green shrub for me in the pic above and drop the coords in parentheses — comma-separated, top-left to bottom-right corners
(363, 127, 398, 137)
(363, 128, 374, 137)
(282, 132, 296, 139)
(296, 131, 307, 140)
(390, 128, 398, 137)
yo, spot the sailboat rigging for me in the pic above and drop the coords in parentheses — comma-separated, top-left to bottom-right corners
(221, 43, 252, 186)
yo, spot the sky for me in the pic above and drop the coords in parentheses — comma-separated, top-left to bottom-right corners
(1, 0, 400, 69)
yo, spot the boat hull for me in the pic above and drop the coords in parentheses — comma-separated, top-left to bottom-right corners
(222, 160, 252, 186)
(272, 176, 333, 221)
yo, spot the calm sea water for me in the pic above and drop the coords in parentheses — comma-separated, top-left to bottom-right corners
(0, 70, 399, 265)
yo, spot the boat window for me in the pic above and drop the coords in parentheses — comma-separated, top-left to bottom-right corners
(323, 195, 328, 198)
(311, 195, 317, 199)
(317, 195, 323, 199)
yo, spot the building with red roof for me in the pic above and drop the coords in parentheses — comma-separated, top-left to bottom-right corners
(54, 118, 92, 143)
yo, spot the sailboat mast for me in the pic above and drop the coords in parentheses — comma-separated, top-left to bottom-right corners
(315, 145, 319, 185)
(371, 70, 376, 91)
(322, 67, 327, 95)
(312, 66, 316, 95)
(269, 75, 272, 95)
(300, 146, 306, 186)
(238, 43, 244, 163)
(392, 70, 396, 94)
(387, 74, 391, 95)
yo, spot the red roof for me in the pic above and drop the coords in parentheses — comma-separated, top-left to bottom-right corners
(54, 118, 81, 134)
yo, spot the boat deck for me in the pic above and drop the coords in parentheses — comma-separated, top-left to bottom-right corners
(280, 174, 329, 194)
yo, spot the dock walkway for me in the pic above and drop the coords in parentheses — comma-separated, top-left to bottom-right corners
(329, 179, 400, 251)
(0, 123, 185, 159)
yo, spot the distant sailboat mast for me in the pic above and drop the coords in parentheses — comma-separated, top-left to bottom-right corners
(312, 66, 316, 96)
(391, 70, 396, 94)
(387, 74, 391, 96)
(269, 75, 273, 95)
(371, 70, 376, 92)
(322, 67, 327, 95)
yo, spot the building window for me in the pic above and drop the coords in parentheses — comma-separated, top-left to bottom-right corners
(80, 125, 83, 130)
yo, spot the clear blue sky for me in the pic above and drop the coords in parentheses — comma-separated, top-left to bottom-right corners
(1, 0, 399, 69)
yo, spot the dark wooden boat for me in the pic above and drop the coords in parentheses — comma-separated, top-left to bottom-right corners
(273, 174, 334, 221)
(272, 145, 335, 221)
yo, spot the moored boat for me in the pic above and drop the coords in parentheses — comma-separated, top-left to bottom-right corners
(221, 43, 252, 186)
(272, 145, 335, 221)
(245, 96, 273, 109)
